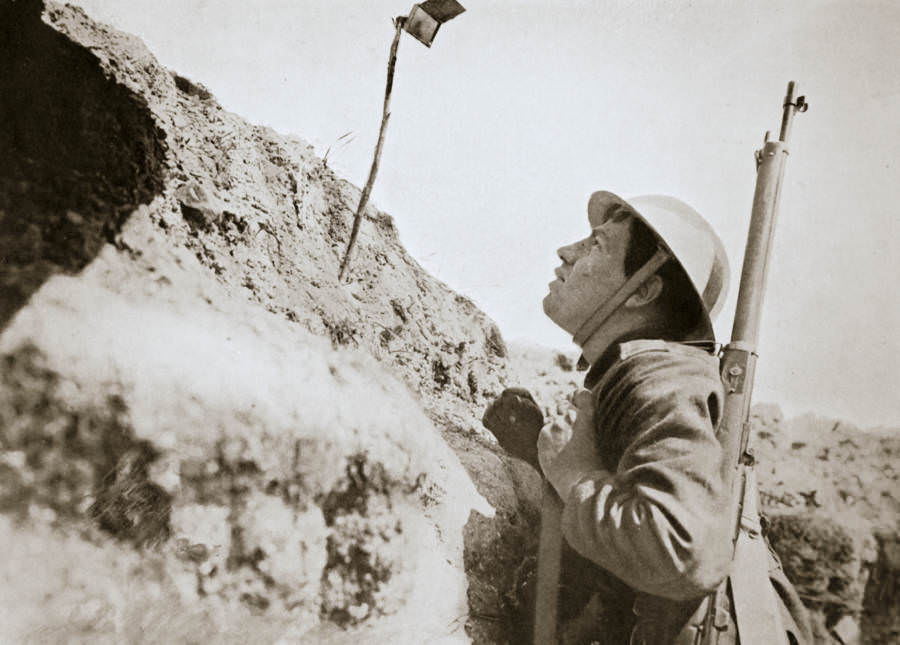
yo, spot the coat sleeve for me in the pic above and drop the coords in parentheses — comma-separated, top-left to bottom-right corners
(559, 349, 733, 601)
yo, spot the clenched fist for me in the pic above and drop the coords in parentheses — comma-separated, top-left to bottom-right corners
(537, 389, 603, 500)
(482, 387, 544, 470)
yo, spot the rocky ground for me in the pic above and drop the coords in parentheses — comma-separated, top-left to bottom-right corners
(0, 2, 897, 643)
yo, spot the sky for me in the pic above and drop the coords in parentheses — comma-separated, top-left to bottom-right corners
(68, 0, 899, 428)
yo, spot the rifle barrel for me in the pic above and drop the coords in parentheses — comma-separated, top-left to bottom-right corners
(730, 139, 787, 347)
(779, 80, 808, 144)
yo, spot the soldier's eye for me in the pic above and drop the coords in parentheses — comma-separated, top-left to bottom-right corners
(605, 206, 631, 224)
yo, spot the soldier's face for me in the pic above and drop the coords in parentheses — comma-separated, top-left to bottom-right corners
(543, 203, 634, 336)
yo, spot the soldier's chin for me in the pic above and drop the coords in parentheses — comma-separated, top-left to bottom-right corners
(541, 292, 557, 318)
(543, 292, 575, 332)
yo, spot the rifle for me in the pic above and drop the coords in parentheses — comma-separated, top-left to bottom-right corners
(702, 82, 808, 644)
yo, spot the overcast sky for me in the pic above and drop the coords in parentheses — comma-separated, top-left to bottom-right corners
(69, 0, 899, 428)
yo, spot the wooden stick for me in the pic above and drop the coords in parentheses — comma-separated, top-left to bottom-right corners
(338, 17, 405, 281)
(533, 481, 563, 645)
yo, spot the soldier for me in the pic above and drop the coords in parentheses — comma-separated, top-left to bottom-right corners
(484, 191, 810, 644)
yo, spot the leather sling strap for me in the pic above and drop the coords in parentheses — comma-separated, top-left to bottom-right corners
(728, 468, 789, 645)
(573, 246, 670, 346)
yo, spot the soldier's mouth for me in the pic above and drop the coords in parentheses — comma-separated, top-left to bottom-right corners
(554, 267, 568, 283)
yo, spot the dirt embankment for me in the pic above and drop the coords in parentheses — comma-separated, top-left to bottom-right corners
(0, 2, 896, 644)
(0, 2, 528, 643)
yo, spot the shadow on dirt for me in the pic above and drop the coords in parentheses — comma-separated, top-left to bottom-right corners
(0, 0, 166, 330)
(450, 426, 637, 644)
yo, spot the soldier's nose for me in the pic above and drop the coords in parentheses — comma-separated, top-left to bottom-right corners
(557, 240, 583, 264)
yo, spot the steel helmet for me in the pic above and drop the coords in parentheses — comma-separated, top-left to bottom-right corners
(582, 191, 730, 342)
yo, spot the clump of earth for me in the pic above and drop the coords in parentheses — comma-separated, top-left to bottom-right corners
(0, 2, 896, 644)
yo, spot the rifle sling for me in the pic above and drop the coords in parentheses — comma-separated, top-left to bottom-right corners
(573, 246, 670, 347)
(728, 468, 789, 645)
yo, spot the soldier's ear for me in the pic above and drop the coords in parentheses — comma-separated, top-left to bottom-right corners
(625, 274, 663, 308)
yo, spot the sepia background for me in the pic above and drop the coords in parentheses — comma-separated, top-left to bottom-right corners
(2, 3, 897, 643)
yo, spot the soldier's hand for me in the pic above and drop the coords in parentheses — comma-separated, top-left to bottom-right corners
(538, 389, 605, 499)
(482, 387, 543, 470)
